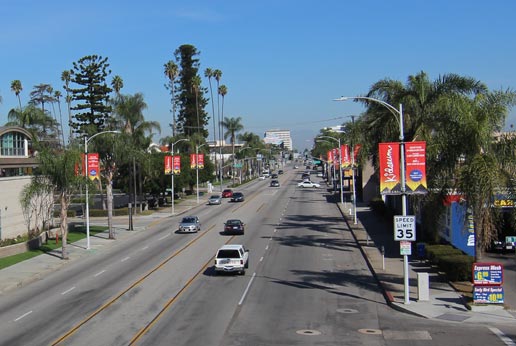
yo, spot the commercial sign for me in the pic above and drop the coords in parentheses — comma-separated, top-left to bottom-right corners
(190, 153, 205, 169)
(472, 263, 503, 285)
(394, 215, 416, 241)
(327, 150, 334, 164)
(473, 286, 504, 304)
(164, 156, 172, 175)
(341, 144, 350, 168)
(404, 141, 428, 194)
(379, 142, 401, 194)
(172, 156, 181, 174)
(87, 153, 100, 181)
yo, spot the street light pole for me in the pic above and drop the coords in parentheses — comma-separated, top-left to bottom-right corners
(317, 135, 344, 208)
(171, 138, 188, 215)
(84, 130, 120, 250)
(334, 96, 409, 304)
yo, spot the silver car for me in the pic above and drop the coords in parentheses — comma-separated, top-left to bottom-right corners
(178, 216, 201, 233)
(208, 194, 222, 205)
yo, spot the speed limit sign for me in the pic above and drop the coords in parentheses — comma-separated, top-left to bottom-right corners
(394, 215, 416, 241)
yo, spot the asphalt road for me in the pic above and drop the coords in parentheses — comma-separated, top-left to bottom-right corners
(0, 167, 515, 345)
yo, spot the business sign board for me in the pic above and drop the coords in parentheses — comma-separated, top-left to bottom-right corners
(472, 263, 503, 285)
(400, 241, 412, 255)
(473, 286, 504, 304)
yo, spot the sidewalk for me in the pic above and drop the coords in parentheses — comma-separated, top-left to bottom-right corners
(340, 202, 516, 324)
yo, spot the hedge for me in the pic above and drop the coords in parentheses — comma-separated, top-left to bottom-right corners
(425, 244, 463, 263)
(437, 254, 474, 281)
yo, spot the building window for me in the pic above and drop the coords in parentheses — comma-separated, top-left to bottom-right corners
(0, 132, 26, 156)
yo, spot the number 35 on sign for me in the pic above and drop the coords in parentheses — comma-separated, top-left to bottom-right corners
(394, 215, 416, 241)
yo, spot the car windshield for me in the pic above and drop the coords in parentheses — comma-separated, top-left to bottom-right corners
(210, 195, 220, 199)
(233, 193, 243, 197)
(217, 250, 241, 258)
(226, 220, 241, 225)
(182, 217, 196, 223)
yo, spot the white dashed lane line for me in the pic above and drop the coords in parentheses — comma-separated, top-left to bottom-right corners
(121, 257, 130, 262)
(238, 272, 257, 306)
(158, 234, 170, 241)
(94, 270, 106, 277)
(61, 287, 76, 295)
(141, 246, 149, 251)
(489, 327, 516, 346)
(14, 311, 32, 322)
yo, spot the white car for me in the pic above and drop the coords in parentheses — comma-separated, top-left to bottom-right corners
(297, 181, 320, 188)
(214, 244, 249, 275)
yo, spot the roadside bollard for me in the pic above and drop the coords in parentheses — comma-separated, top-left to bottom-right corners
(128, 203, 133, 231)
(380, 245, 385, 270)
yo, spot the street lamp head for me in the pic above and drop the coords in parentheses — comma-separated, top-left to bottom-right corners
(333, 96, 352, 102)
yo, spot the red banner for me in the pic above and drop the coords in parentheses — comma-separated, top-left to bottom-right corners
(197, 153, 204, 169)
(379, 143, 401, 194)
(190, 154, 196, 169)
(87, 153, 100, 181)
(405, 141, 428, 194)
(164, 156, 172, 175)
(341, 145, 350, 168)
(353, 144, 362, 163)
(327, 150, 334, 164)
(173, 156, 181, 174)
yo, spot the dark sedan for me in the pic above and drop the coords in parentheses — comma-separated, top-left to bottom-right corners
(231, 192, 245, 202)
(224, 219, 245, 234)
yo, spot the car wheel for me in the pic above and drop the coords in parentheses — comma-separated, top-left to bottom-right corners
(245, 260, 249, 269)
(240, 269, 246, 275)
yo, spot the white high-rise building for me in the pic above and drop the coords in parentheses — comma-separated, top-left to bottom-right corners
(264, 129, 292, 150)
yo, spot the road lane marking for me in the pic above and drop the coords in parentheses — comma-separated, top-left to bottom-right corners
(260, 257, 264, 262)
(14, 311, 32, 321)
(61, 287, 76, 295)
(489, 327, 516, 345)
(141, 246, 149, 251)
(158, 234, 170, 241)
(121, 257, 130, 262)
(238, 272, 257, 305)
(265, 245, 269, 250)
(94, 270, 106, 277)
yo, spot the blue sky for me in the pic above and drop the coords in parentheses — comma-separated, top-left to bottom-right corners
(1, 0, 516, 152)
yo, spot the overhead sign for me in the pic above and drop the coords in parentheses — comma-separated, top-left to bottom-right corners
(393, 215, 416, 241)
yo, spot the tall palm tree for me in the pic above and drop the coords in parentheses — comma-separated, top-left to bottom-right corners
(221, 116, 244, 184)
(10, 80, 23, 111)
(204, 68, 217, 143)
(61, 70, 73, 144)
(54, 90, 65, 147)
(164, 60, 179, 137)
(111, 75, 124, 100)
(192, 75, 202, 142)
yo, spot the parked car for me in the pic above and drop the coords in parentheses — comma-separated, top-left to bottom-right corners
(298, 181, 320, 188)
(178, 216, 201, 233)
(271, 173, 278, 179)
(278, 170, 284, 174)
(208, 194, 222, 205)
(222, 189, 233, 198)
(214, 244, 249, 275)
(224, 219, 245, 235)
(231, 192, 245, 202)
(270, 180, 280, 187)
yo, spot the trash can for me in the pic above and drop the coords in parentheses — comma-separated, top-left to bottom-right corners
(416, 242, 426, 259)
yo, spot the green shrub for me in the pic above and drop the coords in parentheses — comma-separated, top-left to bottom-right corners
(437, 254, 474, 281)
(425, 244, 463, 263)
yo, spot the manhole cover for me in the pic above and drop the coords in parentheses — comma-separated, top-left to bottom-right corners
(337, 308, 359, 314)
(358, 328, 382, 335)
(296, 329, 322, 336)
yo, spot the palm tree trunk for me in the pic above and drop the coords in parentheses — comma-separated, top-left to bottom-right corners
(60, 192, 69, 259)
(106, 170, 115, 239)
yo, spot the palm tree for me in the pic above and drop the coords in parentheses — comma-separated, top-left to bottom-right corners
(192, 75, 202, 141)
(213, 70, 223, 143)
(111, 75, 124, 100)
(61, 70, 73, 144)
(54, 90, 65, 147)
(10, 80, 23, 111)
(361, 71, 516, 258)
(164, 60, 179, 136)
(111, 92, 161, 218)
(204, 68, 217, 143)
(30, 147, 82, 259)
(221, 116, 244, 185)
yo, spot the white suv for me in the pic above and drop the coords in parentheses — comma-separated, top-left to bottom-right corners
(214, 244, 249, 275)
